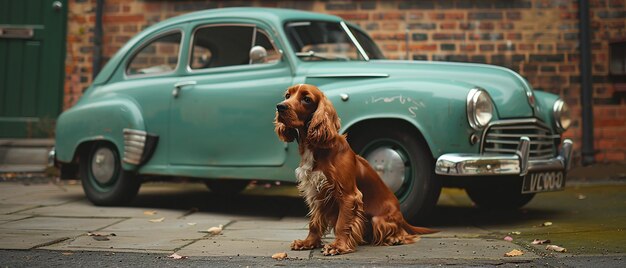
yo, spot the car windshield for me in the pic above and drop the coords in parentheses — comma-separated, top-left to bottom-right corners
(285, 21, 384, 61)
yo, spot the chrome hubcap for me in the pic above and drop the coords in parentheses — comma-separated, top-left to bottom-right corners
(91, 148, 116, 184)
(365, 147, 406, 193)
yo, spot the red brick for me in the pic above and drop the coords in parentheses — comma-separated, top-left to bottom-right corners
(440, 22, 456, 30)
(409, 44, 437, 52)
(333, 12, 369, 20)
(103, 14, 145, 24)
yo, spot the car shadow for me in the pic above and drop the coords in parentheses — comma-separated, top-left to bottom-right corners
(124, 182, 564, 228)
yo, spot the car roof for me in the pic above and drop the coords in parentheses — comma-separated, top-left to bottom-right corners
(158, 7, 341, 27)
(92, 8, 343, 86)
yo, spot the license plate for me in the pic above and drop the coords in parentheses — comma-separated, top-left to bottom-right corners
(522, 171, 565, 194)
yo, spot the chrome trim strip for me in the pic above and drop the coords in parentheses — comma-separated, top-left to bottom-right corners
(340, 21, 369, 61)
(306, 73, 389, 78)
(47, 147, 56, 167)
(479, 118, 555, 153)
(436, 138, 573, 176)
(123, 128, 147, 165)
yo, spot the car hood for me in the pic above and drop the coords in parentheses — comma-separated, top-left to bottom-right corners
(302, 60, 535, 119)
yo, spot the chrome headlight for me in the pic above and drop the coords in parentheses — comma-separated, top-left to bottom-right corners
(553, 99, 571, 132)
(467, 88, 494, 130)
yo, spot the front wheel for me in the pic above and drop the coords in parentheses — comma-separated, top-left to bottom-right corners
(349, 124, 441, 224)
(465, 177, 535, 209)
(80, 142, 140, 206)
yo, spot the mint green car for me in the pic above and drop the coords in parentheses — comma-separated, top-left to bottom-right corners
(52, 8, 572, 222)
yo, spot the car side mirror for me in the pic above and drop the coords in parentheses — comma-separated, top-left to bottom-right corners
(249, 45, 267, 64)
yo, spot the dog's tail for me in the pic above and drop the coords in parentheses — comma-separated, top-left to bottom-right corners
(400, 219, 439, 235)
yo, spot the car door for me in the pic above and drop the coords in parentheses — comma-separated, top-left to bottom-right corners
(169, 23, 293, 167)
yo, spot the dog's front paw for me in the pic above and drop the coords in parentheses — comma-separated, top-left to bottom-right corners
(321, 242, 354, 256)
(291, 239, 322, 250)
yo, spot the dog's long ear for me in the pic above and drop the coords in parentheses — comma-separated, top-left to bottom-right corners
(274, 112, 297, 142)
(307, 96, 340, 147)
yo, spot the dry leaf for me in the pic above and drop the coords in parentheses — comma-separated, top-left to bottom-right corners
(87, 232, 115, 241)
(272, 252, 288, 260)
(167, 253, 188, 260)
(143, 210, 157, 215)
(61, 252, 74, 256)
(509, 231, 521, 235)
(149, 217, 165, 223)
(504, 249, 524, 257)
(207, 224, 223, 235)
(187, 222, 197, 226)
(546, 245, 567, 252)
(504, 236, 513, 241)
(577, 194, 587, 200)
(541, 221, 553, 227)
(531, 239, 551, 245)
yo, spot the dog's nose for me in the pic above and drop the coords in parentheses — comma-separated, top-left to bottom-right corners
(276, 103, 288, 112)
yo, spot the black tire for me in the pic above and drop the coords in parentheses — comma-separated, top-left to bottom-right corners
(349, 123, 441, 224)
(80, 142, 141, 206)
(205, 179, 249, 195)
(465, 177, 535, 209)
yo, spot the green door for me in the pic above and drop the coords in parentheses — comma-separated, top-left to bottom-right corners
(0, 0, 67, 138)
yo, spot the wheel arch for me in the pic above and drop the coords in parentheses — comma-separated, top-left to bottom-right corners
(342, 116, 436, 160)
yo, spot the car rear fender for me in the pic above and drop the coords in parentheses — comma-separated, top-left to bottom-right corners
(55, 97, 147, 171)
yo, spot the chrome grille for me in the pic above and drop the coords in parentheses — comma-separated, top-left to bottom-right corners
(480, 120, 559, 160)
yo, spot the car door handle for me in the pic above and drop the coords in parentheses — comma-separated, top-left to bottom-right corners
(172, 81, 197, 98)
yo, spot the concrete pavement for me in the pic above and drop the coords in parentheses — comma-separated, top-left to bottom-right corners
(0, 177, 625, 266)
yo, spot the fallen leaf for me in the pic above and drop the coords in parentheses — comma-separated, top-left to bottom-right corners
(167, 253, 188, 260)
(541, 221, 553, 227)
(531, 239, 551, 245)
(61, 252, 74, 256)
(92, 236, 109, 241)
(509, 231, 521, 235)
(546, 245, 567, 253)
(149, 217, 165, 223)
(143, 210, 157, 215)
(577, 194, 587, 200)
(87, 232, 115, 241)
(504, 249, 524, 257)
(504, 236, 513, 241)
(207, 224, 223, 235)
(187, 222, 197, 226)
(272, 252, 288, 260)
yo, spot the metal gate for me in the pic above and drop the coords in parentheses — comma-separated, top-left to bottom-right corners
(0, 0, 67, 138)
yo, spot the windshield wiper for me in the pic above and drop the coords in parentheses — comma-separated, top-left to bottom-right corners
(295, 51, 349, 61)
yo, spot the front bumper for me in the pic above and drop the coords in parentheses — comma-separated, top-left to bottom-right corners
(435, 137, 573, 176)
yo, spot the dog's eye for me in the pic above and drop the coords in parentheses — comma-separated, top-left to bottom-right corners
(302, 96, 312, 104)
(285, 93, 291, 99)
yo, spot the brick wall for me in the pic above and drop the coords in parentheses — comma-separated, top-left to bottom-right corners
(65, 0, 626, 164)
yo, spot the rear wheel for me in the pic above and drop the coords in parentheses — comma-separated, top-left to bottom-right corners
(349, 123, 441, 224)
(80, 142, 140, 206)
(465, 177, 535, 209)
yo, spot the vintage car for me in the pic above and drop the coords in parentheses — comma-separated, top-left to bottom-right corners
(52, 7, 573, 223)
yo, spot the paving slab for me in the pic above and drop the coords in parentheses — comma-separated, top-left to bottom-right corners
(226, 219, 308, 230)
(0, 204, 39, 214)
(0, 230, 82, 250)
(177, 239, 311, 259)
(44, 229, 208, 252)
(102, 217, 230, 233)
(214, 228, 309, 242)
(21, 200, 190, 219)
(309, 237, 540, 261)
(0, 214, 32, 224)
(0, 216, 123, 231)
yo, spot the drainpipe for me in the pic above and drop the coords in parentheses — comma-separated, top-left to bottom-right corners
(579, 0, 595, 166)
(92, 0, 104, 79)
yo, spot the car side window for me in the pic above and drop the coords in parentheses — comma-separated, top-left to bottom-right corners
(127, 32, 182, 76)
(190, 25, 281, 70)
